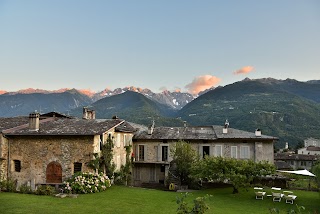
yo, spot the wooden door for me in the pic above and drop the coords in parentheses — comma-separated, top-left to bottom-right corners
(46, 162, 62, 183)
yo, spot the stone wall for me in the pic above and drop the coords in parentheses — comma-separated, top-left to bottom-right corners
(0, 135, 8, 181)
(7, 135, 96, 187)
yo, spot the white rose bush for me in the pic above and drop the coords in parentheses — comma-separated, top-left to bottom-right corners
(63, 172, 111, 194)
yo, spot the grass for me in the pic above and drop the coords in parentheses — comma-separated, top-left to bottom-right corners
(0, 186, 319, 214)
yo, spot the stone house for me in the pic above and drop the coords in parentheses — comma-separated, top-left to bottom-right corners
(0, 110, 135, 190)
(132, 122, 277, 187)
(274, 153, 318, 170)
(298, 146, 320, 155)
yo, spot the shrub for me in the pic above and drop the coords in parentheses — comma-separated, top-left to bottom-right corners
(19, 183, 33, 194)
(63, 172, 111, 194)
(176, 193, 211, 214)
(35, 185, 56, 195)
(0, 179, 17, 192)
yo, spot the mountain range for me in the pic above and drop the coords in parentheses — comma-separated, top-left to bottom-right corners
(1, 78, 320, 148)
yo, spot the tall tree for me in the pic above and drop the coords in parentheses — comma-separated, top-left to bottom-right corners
(170, 140, 199, 186)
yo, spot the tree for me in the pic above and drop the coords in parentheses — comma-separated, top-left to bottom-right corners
(170, 140, 199, 186)
(312, 160, 320, 188)
(192, 156, 275, 194)
(88, 136, 115, 179)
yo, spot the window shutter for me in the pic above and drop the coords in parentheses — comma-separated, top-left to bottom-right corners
(168, 145, 173, 162)
(144, 145, 148, 162)
(157, 145, 161, 162)
(198, 145, 202, 158)
(134, 145, 138, 161)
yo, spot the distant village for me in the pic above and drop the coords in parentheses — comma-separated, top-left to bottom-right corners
(0, 108, 318, 190)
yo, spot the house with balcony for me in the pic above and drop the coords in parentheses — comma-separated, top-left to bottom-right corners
(132, 121, 278, 187)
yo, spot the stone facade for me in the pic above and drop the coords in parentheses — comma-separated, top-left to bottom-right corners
(7, 135, 96, 187)
(0, 113, 135, 189)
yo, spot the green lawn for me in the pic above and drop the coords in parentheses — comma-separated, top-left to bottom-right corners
(0, 186, 319, 214)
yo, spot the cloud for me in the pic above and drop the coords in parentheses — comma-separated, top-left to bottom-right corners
(233, 66, 254, 75)
(185, 75, 221, 95)
(174, 87, 181, 93)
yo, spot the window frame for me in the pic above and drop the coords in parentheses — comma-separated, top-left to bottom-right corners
(13, 160, 21, 172)
(231, 146, 237, 158)
(215, 145, 223, 157)
(240, 146, 250, 159)
(73, 162, 82, 174)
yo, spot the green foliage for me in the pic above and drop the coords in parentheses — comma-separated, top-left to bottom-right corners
(178, 80, 320, 148)
(63, 172, 111, 194)
(19, 183, 33, 194)
(269, 204, 306, 214)
(114, 145, 132, 185)
(170, 141, 199, 185)
(100, 136, 116, 178)
(87, 136, 116, 179)
(176, 193, 211, 214)
(35, 185, 56, 195)
(0, 178, 17, 192)
(192, 156, 275, 193)
(312, 161, 320, 188)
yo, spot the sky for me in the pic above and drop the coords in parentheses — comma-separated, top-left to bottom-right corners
(1, 0, 319, 95)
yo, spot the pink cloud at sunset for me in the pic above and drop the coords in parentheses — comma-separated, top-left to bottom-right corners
(233, 66, 254, 75)
(185, 75, 221, 95)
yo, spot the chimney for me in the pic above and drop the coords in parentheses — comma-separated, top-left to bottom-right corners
(29, 112, 40, 131)
(223, 119, 229, 134)
(255, 129, 261, 137)
(148, 120, 155, 135)
(83, 107, 95, 119)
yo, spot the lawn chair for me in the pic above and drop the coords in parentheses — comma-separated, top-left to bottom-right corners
(283, 191, 297, 204)
(271, 187, 283, 202)
(254, 187, 266, 200)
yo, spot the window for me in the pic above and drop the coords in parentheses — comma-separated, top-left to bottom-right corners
(231, 146, 237, 158)
(74, 162, 82, 173)
(203, 146, 210, 158)
(240, 146, 250, 159)
(161, 165, 165, 172)
(139, 145, 145, 161)
(162, 146, 168, 161)
(215, 145, 222, 157)
(99, 135, 103, 151)
(290, 161, 294, 165)
(301, 161, 307, 166)
(14, 160, 21, 172)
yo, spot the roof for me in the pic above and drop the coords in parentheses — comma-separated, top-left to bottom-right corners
(306, 146, 320, 151)
(133, 125, 277, 141)
(274, 160, 293, 170)
(275, 153, 318, 161)
(4, 118, 130, 136)
(0, 117, 30, 131)
(115, 121, 137, 133)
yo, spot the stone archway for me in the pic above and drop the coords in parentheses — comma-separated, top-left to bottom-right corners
(46, 161, 62, 183)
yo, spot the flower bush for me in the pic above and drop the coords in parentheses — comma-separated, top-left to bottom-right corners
(63, 172, 111, 194)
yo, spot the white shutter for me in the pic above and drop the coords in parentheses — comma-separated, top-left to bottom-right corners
(215, 145, 222, 157)
(231, 146, 237, 158)
(144, 145, 148, 162)
(199, 145, 202, 158)
(157, 145, 161, 162)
